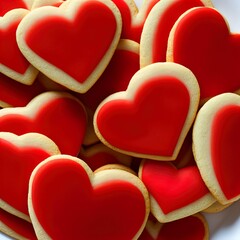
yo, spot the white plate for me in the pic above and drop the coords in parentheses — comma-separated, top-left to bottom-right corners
(1, 0, 240, 239)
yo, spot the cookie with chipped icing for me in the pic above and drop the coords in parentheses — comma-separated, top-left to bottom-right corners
(139, 159, 215, 222)
(0, 91, 87, 156)
(140, 0, 212, 66)
(0, 132, 60, 221)
(112, 0, 160, 42)
(193, 93, 240, 204)
(139, 213, 209, 240)
(16, 0, 122, 93)
(0, 208, 37, 240)
(0, 73, 45, 108)
(79, 142, 132, 171)
(167, 7, 240, 101)
(0, 9, 38, 84)
(94, 62, 200, 160)
(28, 154, 150, 240)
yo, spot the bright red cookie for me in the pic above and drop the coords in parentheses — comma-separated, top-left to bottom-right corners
(28, 155, 150, 240)
(17, 0, 122, 93)
(0, 0, 32, 16)
(167, 7, 240, 100)
(0, 132, 60, 221)
(193, 93, 240, 204)
(94, 62, 200, 160)
(0, 73, 45, 107)
(0, 9, 38, 84)
(138, 160, 215, 222)
(140, 0, 212, 66)
(0, 91, 87, 155)
(112, 0, 160, 43)
(0, 208, 37, 240)
(139, 213, 209, 240)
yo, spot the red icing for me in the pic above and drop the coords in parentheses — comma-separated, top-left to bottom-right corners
(0, 140, 52, 215)
(157, 215, 206, 240)
(211, 105, 240, 200)
(96, 76, 190, 157)
(0, 16, 30, 74)
(172, 7, 240, 99)
(112, 0, 160, 42)
(139, 215, 206, 240)
(0, 209, 37, 239)
(25, 1, 117, 84)
(79, 151, 119, 171)
(152, 0, 204, 62)
(77, 47, 139, 111)
(0, 73, 44, 107)
(0, 0, 28, 16)
(0, 96, 87, 155)
(31, 158, 147, 239)
(141, 161, 210, 214)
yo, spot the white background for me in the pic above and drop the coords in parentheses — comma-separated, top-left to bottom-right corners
(1, 0, 240, 239)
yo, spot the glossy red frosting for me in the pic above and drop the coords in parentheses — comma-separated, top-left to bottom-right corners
(141, 161, 210, 214)
(171, 7, 240, 99)
(25, 1, 117, 84)
(31, 158, 147, 239)
(211, 105, 240, 200)
(96, 76, 190, 157)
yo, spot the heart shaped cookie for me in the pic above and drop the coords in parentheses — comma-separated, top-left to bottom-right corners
(140, 0, 211, 66)
(139, 160, 215, 222)
(193, 93, 240, 204)
(112, 0, 160, 42)
(0, 208, 37, 240)
(94, 62, 200, 160)
(17, 0, 122, 93)
(139, 213, 209, 240)
(28, 155, 150, 239)
(0, 132, 60, 221)
(0, 9, 38, 84)
(167, 7, 240, 100)
(0, 91, 87, 155)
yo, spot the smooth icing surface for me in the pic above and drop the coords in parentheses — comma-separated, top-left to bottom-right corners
(157, 215, 206, 240)
(0, 141, 51, 215)
(96, 76, 190, 156)
(31, 159, 146, 239)
(25, 1, 117, 84)
(152, 0, 204, 62)
(211, 105, 240, 200)
(0, 208, 37, 239)
(0, 0, 28, 16)
(112, 0, 159, 42)
(0, 73, 44, 107)
(78, 47, 139, 111)
(171, 7, 240, 99)
(141, 161, 210, 214)
(0, 17, 30, 74)
(0, 97, 87, 155)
